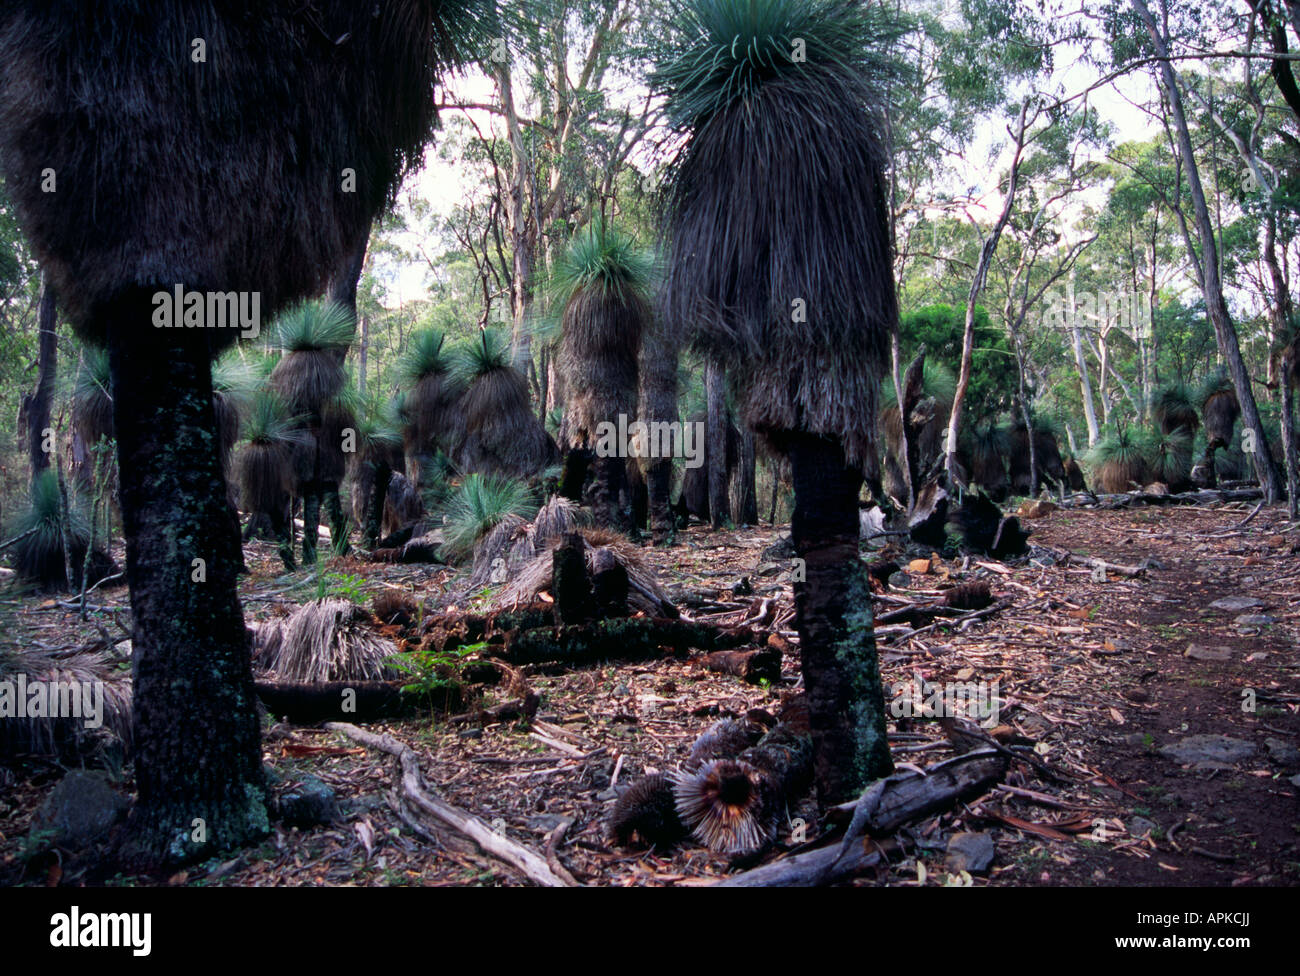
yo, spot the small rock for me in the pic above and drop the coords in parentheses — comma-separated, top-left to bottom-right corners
(1264, 737, 1300, 767)
(1289, 773, 1300, 789)
(28, 770, 128, 852)
(1233, 614, 1276, 627)
(760, 536, 796, 562)
(1184, 644, 1233, 662)
(945, 831, 995, 874)
(1208, 596, 1265, 612)
(1158, 735, 1256, 765)
(907, 557, 933, 575)
(272, 774, 337, 827)
(457, 728, 483, 740)
(594, 787, 619, 802)
(1128, 815, 1158, 838)
(756, 561, 782, 577)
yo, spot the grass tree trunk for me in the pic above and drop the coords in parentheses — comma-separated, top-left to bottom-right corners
(27, 280, 58, 484)
(302, 486, 321, 566)
(640, 326, 679, 545)
(364, 461, 392, 549)
(734, 430, 758, 526)
(106, 304, 266, 867)
(706, 360, 730, 528)
(591, 454, 629, 532)
(787, 434, 893, 805)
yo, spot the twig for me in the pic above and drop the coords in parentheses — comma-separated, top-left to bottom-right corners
(325, 722, 573, 887)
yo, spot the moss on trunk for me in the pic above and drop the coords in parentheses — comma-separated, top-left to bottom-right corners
(788, 434, 893, 805)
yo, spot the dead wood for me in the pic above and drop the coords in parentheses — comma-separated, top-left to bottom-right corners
(694, 646, 782, 684)
(447, 690, 541, 727)
(254, 679, 461, 723)
(716, 749, 1008, 886)
(500, 617, 756, 666)
(325, 722, 574, 887)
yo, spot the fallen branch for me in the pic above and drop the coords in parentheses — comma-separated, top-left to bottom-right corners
(447, 690, 540, 727)
(325, 722, 574, 887)
(716, 749, 1008, 886)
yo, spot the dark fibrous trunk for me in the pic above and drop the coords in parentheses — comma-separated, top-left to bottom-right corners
(706, 360, 730, 528)
(639, 323, 679, 544)
(787, 434, 892, 805)
(27, 280, 57, 483)
(107, 305, 266, 867)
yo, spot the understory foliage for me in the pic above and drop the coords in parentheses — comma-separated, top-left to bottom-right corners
(441, 472, 539, 560)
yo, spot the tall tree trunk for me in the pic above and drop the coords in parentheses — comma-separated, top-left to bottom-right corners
(106, 302, 266, 868)
(27, 278, 57, 484)
(706, 360, 730, 528)
(1282, 350, 1299, 519)
(1134, 0, 1283, 500)
(733, 430, 758, 526)
(945, 100, 1032, 483)
(787, 434, 893, 804)
(1071, 323, 1101, 445)
(639, 325, 678, 544)
(889, 326, 914, 511)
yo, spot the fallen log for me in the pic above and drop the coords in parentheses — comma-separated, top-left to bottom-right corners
(325, 722, 573, 887)
(500, 617, 755, 666)
(695, 647, 782, 684)
(255, 679, 455, 723)
(715, 748, 1008, 887)
(1059, 487, 1264, 510)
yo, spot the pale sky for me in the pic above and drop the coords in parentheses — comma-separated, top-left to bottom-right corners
(375, 8, 1168, 309)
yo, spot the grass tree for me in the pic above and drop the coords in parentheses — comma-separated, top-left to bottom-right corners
(0, 0, 494, 866)
(269, 300, 357, 563)
(654, 0, 902, 802)
(398, 328, 464, 487)
(552, 221, 654, 530)
(347, 393, 405, 548)
(70, 345, 115, 489)
(451, 326, 559, 480)
(234, 389, 304, 571)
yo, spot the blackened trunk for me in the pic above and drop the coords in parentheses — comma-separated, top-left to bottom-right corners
(106, 303, 266, 867)
(706, 360, 730, 528)
(302, 488, 321, 565)
(734, 430, 758, 526)
(648, 459, 674, 544)
(365, 461, 392, 549)
(324, 483, 349, 556)
(787, 434, 893, 805)
(559, 448, 592, 502)
(330, 229, 368, 324)
(592, 453, 629, 531)
(27, 280, 57, 483)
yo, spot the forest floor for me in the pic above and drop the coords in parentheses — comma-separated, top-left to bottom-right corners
(3, 502, 1299, 887)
